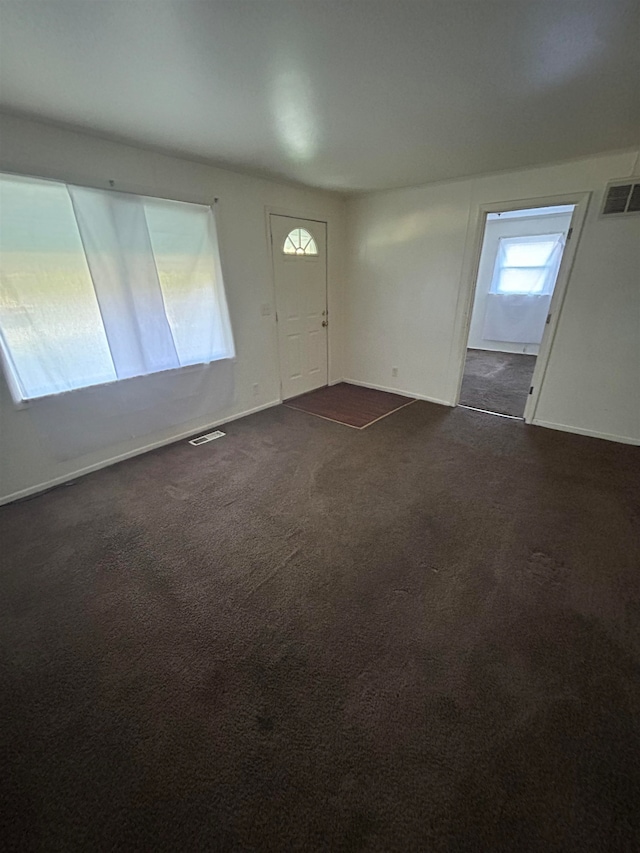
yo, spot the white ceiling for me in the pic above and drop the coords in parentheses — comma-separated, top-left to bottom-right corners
(0, 1, 638, 193)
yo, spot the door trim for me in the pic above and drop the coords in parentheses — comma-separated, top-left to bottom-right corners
(267, 211, 329, 400)
(450, 191, 591, 423)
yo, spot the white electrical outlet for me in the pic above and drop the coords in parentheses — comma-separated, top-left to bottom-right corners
(392, 367, 398, 378)
(261, 303, 272, 316)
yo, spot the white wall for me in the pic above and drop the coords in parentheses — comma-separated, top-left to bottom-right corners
(0, 114, 346, 503)
(467, 211, 573, 355)
(345, 150, 640, 444)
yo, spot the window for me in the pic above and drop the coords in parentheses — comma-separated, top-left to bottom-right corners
(490, 233, 565, 296)
(0, 173, 235, 402)
(283, 227, 318, 256)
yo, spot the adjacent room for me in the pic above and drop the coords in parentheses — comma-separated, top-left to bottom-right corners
(459, 204, 575, 418)
(1, 2, 639, 851)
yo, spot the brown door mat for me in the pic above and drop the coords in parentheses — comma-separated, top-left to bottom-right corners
(284, 382, 415, 428)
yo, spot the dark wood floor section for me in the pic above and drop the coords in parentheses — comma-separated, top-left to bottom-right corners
(284, 382, 415, 428)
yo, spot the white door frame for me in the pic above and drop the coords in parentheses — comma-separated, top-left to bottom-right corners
(451, 191, 591, 423)
(266, 208, 329, 399)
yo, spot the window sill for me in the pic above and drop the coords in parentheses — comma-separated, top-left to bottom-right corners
(9, 356, 235, 409)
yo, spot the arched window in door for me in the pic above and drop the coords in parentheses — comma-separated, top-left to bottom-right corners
(283, 227, 318, 256)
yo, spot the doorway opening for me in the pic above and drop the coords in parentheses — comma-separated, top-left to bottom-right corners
(459, 204, 575, 419)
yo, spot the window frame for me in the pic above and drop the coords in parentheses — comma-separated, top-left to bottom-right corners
(282, 227, 319, 257)
(489, 233, 565, 297)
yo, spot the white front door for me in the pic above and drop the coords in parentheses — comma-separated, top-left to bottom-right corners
(270, 215, 328, 400)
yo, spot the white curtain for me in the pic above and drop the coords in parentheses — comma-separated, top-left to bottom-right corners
(482, 293, 552, 344)
(69, 186, 181, 378)
(0, 174, 234, 402)
(482, 233, 564, 344)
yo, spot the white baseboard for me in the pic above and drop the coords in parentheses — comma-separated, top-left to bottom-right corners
(344, 381, 638, 445)
(532, 418, 640, 446)
(0, 399, 281, 507)
(7, 395, 632, 508)
(342, 377, 453, 408)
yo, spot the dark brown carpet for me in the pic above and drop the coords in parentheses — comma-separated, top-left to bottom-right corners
(1, 402, 640, 852)
(460, 349, 537, 418)
(284, 382, 414, 428)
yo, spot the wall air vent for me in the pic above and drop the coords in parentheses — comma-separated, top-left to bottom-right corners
(189, 430, 225, 446)
(601, 180, 640, 216)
